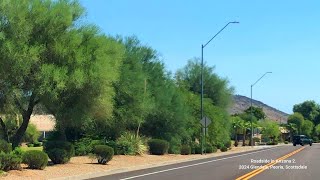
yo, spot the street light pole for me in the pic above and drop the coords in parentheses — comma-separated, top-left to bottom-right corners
(250, 72, 272, 146)
(200, 21, 239, 154)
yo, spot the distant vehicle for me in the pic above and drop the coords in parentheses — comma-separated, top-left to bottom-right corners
(293, 135, 312, 146)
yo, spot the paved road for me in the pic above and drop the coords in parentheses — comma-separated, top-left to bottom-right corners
(91, 144, 317, 180)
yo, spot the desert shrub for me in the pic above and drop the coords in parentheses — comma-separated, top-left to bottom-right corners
(148, 139, 169, 155)
(0, 152, 21, 171)
(116, 132, 147, 155)
(47, 148, 69, 164)
(93, 145, 114, 165)
(22, 150, 48, 170)
(44, 141, 74, 157)
(44, 141, 74, 164)
(0, 140, 11, 153)
(220, 146, 228, 152)
(180, 145, 191, 155)
(224, 141, 232, 148)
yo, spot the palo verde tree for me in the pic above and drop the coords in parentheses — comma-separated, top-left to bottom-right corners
(0, 0, 123, 147)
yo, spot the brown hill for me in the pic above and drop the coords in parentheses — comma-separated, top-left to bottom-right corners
(229, 95, 289, 123)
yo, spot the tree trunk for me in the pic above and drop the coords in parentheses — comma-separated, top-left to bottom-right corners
(0, 116, 9, 142)
(11, 93, 37, 149)
(242, 129, 246, 146)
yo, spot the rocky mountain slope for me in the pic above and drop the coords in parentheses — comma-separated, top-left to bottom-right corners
(229, 95, 289, 123)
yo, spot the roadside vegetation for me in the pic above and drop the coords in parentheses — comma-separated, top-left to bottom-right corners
(0, 0, 318, 174)
(0, 0, 234, 172)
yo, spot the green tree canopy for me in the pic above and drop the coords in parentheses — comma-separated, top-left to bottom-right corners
(175, 59, 234, 109)
(301, 120, 314, 137)
(287, 113, 304, 134)
(293, 100, 320, 124)
(244, 106, 266, 120)
(0, 0, 123, 147)
(259, 119, 280, 139)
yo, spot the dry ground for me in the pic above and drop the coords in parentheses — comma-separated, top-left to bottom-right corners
(1, 146, 260, 180)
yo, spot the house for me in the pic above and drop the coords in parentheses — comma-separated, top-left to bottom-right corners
(29, 114, 55, 139)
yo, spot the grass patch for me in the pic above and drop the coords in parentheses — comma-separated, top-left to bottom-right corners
(20, 146, 43, 152)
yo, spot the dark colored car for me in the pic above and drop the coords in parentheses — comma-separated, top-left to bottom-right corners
(293, 135, 312, 146)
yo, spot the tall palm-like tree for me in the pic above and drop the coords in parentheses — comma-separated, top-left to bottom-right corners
(231, 116, 243, 147)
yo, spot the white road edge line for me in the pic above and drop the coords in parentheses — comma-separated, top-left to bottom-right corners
(120, 147, 278, 180)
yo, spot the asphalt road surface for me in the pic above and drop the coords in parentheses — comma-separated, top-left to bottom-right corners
(91, 144, 318, 180)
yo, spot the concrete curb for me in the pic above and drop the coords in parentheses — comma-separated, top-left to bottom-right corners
(50, 145, 286, 180)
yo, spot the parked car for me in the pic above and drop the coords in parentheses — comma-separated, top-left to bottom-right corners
(293, 135, 312, 146)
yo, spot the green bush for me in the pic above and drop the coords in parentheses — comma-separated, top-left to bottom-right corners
(105, 140, 118, 155)
(220, 146, 228, 152)
(23, 124, 41, 144)
(0, 152, 21, 171)
(44, 141, 74, 164)
(12, 147, 24, 158)
(47, 148, 69, 164)
(194, 145, 202, 154)
(284, 141, 289, 144)
(0, 140, 11, 153)
(33, 141, 42, 147)
(116, 132, 147, 155)
(44, 141, 74, 157)
(224, 141, 232, 148)
(74, 138, 105, 156)
(205, 144, 216, 153)
(93, 145, 114, 165)
(27, 143, 34, 147)
(168, 138, 181, 154)
(180, 145, 191, 155)
(148, 139, 169, 155)
(22, 150, 48, 170)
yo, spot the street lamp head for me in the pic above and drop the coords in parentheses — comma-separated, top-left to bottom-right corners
(230, 21, 240, 24)
(267, 72, 272, 74)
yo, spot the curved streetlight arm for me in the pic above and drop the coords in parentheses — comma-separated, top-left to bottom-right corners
(202, 21, 239, 48)
(251, 72, 272, 87)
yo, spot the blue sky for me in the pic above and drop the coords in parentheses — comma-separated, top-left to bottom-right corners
(79, 0, 320, 114)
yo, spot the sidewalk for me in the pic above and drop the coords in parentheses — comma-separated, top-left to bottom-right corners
(1, 145, 278, 180)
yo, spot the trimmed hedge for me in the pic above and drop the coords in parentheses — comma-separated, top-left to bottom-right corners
(220, 146, 228, 152)
(44, 141, 74, 164)
(93, 145, 114, 164)
(0, 152, 21, 171)
(43, 141, 75, 164)
(148, 139, 169, 155)
(22, 150, 48, 170)
(47, 148, 69, 164)
(0, 140, 12, 153)
(180, 145, 191, 155)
